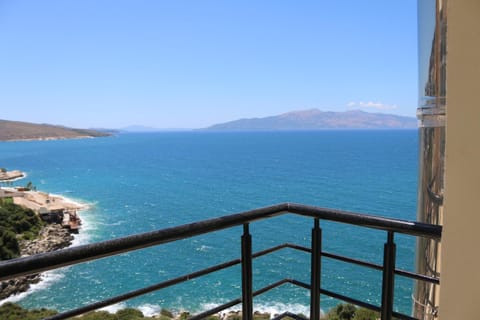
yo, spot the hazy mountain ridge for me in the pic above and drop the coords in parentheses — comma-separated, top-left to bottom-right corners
(119, 125, 191, 133)
(0, 119, 111, 141)
(205, 109, 417, 131)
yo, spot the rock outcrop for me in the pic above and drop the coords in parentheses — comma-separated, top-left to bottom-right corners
(0, 224, 74, 300)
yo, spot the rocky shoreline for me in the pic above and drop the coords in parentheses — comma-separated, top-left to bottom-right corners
(0, 169, 25, 181)
(0, 224, 74, 300)
(0, 169, 86, 301)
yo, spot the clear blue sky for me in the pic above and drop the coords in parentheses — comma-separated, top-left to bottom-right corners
(0, 1, 418, 129)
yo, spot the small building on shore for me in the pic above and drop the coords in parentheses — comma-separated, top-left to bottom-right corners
(2, 187, 83, 233)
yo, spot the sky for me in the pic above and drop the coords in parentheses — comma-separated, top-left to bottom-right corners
(0, 1, 418, 129)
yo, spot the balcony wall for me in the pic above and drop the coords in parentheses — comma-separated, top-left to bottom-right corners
(441, 0, 480, 319)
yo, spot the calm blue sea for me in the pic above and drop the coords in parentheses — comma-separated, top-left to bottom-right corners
(0, 131, 418, 316)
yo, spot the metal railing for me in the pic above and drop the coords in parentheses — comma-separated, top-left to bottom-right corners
(0, 203, 441, 320)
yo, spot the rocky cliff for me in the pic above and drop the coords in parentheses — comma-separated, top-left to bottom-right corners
(0, 224, 74, 300)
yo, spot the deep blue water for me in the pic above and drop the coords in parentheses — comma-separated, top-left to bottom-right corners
(0, 131, 418, 316)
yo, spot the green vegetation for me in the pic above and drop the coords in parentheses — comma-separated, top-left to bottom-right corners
(1, 197, 14, 204)
(0, 303, 391, 320)
(0, 228, 20, 260)
(0, 303, 57, 320)
(0, 304, 152, 320)
(0, 304, 276, 320)
(0, 202, 44, 260)
(351, 308, 379, 320)
(322, 304, 379, 320)
(81, 308, 152, 320)
(24, 181, 37, 191)
(0, 304, 164, 320)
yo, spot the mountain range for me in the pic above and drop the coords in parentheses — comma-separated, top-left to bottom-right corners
(205, 109, 417, 131)
(0, 109, 417, 141)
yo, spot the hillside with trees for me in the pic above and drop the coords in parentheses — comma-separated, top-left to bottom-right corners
(0, 201, 43, 260)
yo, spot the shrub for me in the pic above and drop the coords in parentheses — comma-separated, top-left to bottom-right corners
(353, 308, 378, 320)
(0, 228, 20, 260)
(79, 311, 116, 320)
(0, 302, 57, 320)
(0, 202, 44, 260)
(116, 308, 145, 319)
(325, 304, 357, 320)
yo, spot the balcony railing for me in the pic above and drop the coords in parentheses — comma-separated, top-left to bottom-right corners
(0, 203, 441, 320)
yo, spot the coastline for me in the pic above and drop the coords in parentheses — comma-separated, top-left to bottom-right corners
(0, 225, 75, 300)
(0, 191, 88, 301)
(0, 170, 26, 181)
(1, 136, 96, 143)
(0, 119, 113, 142)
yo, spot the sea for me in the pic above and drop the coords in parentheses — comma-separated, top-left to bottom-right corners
(0, 130, 419, 317)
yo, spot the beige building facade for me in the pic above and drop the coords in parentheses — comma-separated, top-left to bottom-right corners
(440, 0, 480, 319)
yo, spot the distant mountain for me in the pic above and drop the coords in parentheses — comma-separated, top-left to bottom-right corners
(119, 125, 192, 133)
(204, 109, 417, 131)
(0, 119, 112, 141)
(120, 125, 162, 133)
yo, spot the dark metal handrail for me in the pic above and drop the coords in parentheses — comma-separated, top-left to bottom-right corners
(0, 202, 442, 320)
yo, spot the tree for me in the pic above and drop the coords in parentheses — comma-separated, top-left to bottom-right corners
(0, 228, 20, 260)
(326, 304, 357, 320)
(353, 308, 378, 320)
(25, 181, 34, 190)
(0, 202, 44, 260)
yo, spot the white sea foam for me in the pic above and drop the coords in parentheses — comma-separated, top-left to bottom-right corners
(137, 304, 162, 317)
(252, 302, 319, 318)
(0, 195, 96, 306)
(98, 302, 313, 319)
(0, 271, 65, 306)
(71, 213, 95, 246)
(72, 210, 96, 246)
(196, 245, 213, 252)
(97, 303, 163, 317)
(51, 194, 97, 247)
(0, 172, 27, 182)
(198, 302, 319, 319)
(97, 220, 126, 226)
(100, 302, 128, 313)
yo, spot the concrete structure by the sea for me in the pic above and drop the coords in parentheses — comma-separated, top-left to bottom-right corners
(1, 186, 84, 233)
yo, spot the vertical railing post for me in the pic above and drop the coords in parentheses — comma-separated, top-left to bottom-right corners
(241, 223, 253, 320)
(381, 231, 396, 320)
(310, 218, 322, 320)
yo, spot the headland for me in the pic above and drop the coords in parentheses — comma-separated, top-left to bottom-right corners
(0, 173, 86, 300)
(0, 169, 25, 181)
(0, 119, 112, 142)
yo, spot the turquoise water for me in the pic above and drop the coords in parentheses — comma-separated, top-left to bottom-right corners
(0, 131, 418, 316)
